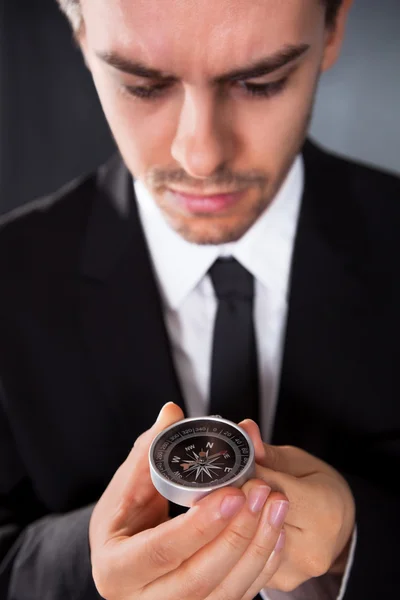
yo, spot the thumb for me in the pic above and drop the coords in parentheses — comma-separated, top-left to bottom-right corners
(106, 403, 185, 536)
(261, 443, 325, 478)
(238, 419, 266, 464)
(119, 402, 185, 497)
(238, 418, 312, 474)
(133, 401, 185, 452)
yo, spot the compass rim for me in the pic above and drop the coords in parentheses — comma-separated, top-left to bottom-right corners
(149, 415, 255, 496)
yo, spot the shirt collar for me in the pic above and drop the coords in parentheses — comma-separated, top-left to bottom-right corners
(135, 155, 304, 310)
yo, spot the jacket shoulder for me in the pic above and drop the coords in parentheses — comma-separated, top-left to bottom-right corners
(305, 140, 400, 256)
(0, 167, 101, 276)
(306, 140, 400, 208)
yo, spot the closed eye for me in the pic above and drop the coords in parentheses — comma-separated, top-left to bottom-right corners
(123, 81, 173, 99)
(234, 77, 288, 98)
(123, 76, 289, 101)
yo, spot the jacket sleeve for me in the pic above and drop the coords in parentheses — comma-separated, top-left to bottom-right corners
(0, 383, 103, 600)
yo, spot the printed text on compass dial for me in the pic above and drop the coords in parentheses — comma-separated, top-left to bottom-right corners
(153, 422, 251, 488)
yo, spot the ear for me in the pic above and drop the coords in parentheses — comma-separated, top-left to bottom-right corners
(321, 0, 354, 72)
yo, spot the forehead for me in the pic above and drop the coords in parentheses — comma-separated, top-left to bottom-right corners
(82, 0, 322, 77)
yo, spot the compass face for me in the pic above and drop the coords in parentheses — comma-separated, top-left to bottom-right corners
(151, 418, 252, 488)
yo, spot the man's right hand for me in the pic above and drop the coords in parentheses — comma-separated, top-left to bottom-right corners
(89, 403, 288, 600)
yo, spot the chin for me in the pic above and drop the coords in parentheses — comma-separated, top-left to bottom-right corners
(167, 215, 259, 245)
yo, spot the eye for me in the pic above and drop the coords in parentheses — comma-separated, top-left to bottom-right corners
(124, 81, 173, 100)
(235, 77, 288, 98)
(123, 76, 289, 101)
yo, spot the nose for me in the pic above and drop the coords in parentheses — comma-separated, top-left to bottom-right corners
(171, 88, 233, 179)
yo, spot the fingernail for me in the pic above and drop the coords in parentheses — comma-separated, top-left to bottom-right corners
(248, 485, 271, 514)
(268, 501, 289, 528)
(274, 529, 286, 553)
(220, 495, 246, 519)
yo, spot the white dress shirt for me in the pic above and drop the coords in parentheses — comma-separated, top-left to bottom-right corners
(134, 156, 355, 600)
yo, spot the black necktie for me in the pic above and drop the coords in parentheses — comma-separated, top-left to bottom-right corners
(208, 259, 262, 600)
(209, 258, 259, 425)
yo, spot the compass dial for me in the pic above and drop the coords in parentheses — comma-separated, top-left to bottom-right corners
(150, 418, 253, 491)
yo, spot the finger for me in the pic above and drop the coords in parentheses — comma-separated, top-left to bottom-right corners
(143, 479, 272, 600)
(261, 524, 327, 592)
(106, 486, 247, 591)
(239, 421, 307, 527)
(106, 402, 185, 537)
(265, 554, 307, 594)
(239, 419, 266, 463)
(253, 462, 310, 528)
(261, 443, 329, 478)
(254, 461, 347, 533)
(243, 528, 286, 600)
(210, 493, 289, 600)
(238, 422, 312, 476)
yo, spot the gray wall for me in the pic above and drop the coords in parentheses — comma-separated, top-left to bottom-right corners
(0, 0, 399, 214)
(311, 0, 400, 175)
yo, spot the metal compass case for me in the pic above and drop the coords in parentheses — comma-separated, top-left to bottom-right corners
(149, 416, 256, 507)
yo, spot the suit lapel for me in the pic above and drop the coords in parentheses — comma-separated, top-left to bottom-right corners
(273, 142, 373, 460)
(78, 156, 185, 439)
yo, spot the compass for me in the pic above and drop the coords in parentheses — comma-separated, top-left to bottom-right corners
(149, 416, 255, 507)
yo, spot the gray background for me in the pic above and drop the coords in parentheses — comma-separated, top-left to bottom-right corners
(310, 0, 400, 175)
(0, 0, 399, 214)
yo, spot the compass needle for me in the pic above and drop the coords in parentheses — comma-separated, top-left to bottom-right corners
(208, 457, 222, 465)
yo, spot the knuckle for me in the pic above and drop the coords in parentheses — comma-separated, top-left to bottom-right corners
(148, 543, 172, 569)
(313, 482, 344, 532)
(180, 566, 210, 600)
(279, 444, 296, 453)
(114, 493, 146, 521)
(191, 515, 209, 540)
(327, 503, 344, 533)
(275, 575, 304, 593)
(280, 580, 301, 593)
(127, 485, 153, 511)
(223, 525, 253, 552)
(215, 581, 237, 600)
(248, 538, 269, 560)
(146, 534, 181, 571)
(133, 431, 146, 446)
(280, 444, 305, 458)
(303, 553, 331, 578)
(132, 431, 148, 453)
(264, 445, 280, 470)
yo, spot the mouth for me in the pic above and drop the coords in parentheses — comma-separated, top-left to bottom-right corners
(166, 187, 248, 215)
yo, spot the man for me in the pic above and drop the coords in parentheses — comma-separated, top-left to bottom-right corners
(0, 0, 399, 598)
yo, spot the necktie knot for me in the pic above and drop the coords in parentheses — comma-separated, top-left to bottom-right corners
(209, 258, 254, 301)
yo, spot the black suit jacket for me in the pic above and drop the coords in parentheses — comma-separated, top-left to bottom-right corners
(0, 141, 399, 599)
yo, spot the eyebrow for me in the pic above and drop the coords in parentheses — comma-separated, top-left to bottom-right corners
(96, 43, 310, 83)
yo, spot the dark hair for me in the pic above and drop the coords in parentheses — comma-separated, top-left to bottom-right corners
(56, 0, 344, 33)
(324, 0, 344, 25)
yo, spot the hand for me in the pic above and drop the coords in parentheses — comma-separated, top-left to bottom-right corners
(89, 403, 289, 600)
(239, 420, 356, 593)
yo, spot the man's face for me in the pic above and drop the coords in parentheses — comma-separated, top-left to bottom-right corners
(80, 0, 348, 244)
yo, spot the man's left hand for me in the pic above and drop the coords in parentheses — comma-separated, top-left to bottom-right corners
(239, 420, 356, 594)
